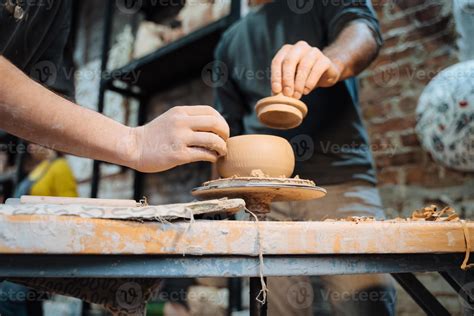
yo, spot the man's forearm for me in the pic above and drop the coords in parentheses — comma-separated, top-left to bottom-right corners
(323, 21, 380, 80)
(0, 57, 137, 167)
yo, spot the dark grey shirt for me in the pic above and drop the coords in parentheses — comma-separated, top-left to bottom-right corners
(214, 0, 382, 185)
(0, 0, 74, 98)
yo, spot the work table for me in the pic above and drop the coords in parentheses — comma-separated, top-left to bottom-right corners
(0, 215, 472, 256)
(1, 203, 473, 315)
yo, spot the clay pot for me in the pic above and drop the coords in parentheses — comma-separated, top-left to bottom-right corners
(217, 135, 295, 178)
(255, 94, 308, 129)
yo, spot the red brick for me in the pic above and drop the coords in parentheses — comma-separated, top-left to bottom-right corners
(374, 150, 423, 168)
(398, 96, 419, 114)
(381, 36, 401, 50)
(374, 62, 416, 87)
(401, 133, 421, 147)
(404, 164, 467, 187)
(360, 83, 403, 105)
(418, 51, 457, 72)
(362, 102, 393, 121)
(370, 135, 398, 153)
(422, 32, 457, 52)
(395, 0, 428, 10)
(404, 16, 452, 42)
(411, 3, 443, 23)
(404, 165, 426, 184)
(377, 168, 401, 185)
(375, 46, 419, 66)
(380, 15, 409, 34)
(368, 116, 416, 134)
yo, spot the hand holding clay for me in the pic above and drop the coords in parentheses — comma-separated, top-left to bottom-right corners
(271, 41, 342, 99)
(255, 93, 307, 129)
(0, 57, 230, 174)
(131, 106, 230, 172)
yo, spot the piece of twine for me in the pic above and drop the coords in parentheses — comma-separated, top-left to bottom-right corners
(461, 220, 474, 270)
(245, 207, 269, 304)
(139, 196, 149, 206)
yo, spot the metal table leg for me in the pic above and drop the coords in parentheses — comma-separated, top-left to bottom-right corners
(441, 269, 474, 311)
(228, 277, 242, 315)
(392, 273, 450, 316)
(250, 277, 267, 316)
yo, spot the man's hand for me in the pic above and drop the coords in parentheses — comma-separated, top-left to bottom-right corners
(271, 23, 380, 99)
(131, 106, 230, 173)
(0, 56, 230, 174)
(271, 41, 342, 99)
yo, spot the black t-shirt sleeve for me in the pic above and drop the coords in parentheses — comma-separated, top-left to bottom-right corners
(32, 0, 75, 99)
(213, 38, 246, 136)
(316, 0, 383, 47)
(0, 0, 75, 99)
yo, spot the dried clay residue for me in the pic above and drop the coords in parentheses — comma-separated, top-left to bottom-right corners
(226, 170, 313, 183)
(408, 205, 459, 222)
(323, 205, 460, 223)
(250, 169, 268, 178)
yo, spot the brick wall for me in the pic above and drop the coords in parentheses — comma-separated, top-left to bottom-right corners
(359, 1, 472, 314)
(359, 0, 474, 217)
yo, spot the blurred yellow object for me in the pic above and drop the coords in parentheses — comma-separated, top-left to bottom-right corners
(29, 158, 78, 197)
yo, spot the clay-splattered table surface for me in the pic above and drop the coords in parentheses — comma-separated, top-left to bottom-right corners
(1, 208, 472, 316)
(0, 213, 472, 278)
(1, 213, 473, 316)
(0, 215, 473, 256)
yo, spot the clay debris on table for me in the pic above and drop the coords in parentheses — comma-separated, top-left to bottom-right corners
(409, 205, 459, 222)
(231, 169, 299, 179)
(250, 169, 269, 178)
(324, 205, 460, 223)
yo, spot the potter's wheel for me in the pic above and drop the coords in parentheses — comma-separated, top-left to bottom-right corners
(192, 177, 326, 217)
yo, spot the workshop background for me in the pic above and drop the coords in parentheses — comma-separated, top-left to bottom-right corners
(1, 0, 473, 315)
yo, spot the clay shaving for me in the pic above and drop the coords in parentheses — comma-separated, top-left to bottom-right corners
(409, 205, 459, 222)
(323, 205, 459, 223)
(323, 205, 474, 270)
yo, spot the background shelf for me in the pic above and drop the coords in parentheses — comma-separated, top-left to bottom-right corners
(105, 17, 234, 94)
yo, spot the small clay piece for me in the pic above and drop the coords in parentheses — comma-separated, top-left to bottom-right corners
(255, 93, 308, 129)
(217, 135, 295, 178)
(250, 169, 267, 178)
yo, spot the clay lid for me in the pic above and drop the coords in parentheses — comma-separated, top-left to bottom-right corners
(255, 94, 308, 129)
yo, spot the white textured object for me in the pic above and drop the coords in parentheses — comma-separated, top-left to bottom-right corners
(178, 1, 214, 34)
(454, 0, 474, 62)
(133, 21, 166, 59)
(416, 60, 474, 171)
